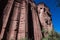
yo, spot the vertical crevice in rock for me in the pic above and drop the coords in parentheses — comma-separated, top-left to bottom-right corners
(28, 3, 34, 40)
(0, 0, 8, 33)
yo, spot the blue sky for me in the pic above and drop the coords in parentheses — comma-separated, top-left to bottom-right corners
(34, 0, 60, 33)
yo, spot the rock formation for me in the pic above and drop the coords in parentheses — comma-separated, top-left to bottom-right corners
(0, 0, 53, 40)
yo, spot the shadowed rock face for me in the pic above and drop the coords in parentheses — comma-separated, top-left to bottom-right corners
(0, 0, 53, 40)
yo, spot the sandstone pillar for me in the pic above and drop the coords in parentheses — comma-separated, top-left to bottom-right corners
(7, 2, 20, 40)
(17, 1, 28, 40)
(31, 3, 42, 40)
(0, 0, 14, 39)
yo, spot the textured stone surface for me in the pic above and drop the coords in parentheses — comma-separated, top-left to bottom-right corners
(17, 1, 28, 40)
(0, 0, 53, 40)
(0, 0, 14, 39)
(31, 3, 42, 40)
(7, 2, 20, 40)
(37, 3, 53, 37)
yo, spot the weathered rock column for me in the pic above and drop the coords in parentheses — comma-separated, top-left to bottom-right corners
(31, 3, 42, 40)
(17, 0, 28, 40)
(0, 0, 14, 39)
(37, 4, 53, 37)
(7, 2, 20, 40)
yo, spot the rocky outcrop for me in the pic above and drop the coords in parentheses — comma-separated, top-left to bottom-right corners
(0, 0, 53, 40)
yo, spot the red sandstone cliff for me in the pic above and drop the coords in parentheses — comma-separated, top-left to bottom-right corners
(0, 0, 53, 40)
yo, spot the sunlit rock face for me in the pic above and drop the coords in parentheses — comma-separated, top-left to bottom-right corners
(0, 0, 53, 40)
(37, 3, 53, 37)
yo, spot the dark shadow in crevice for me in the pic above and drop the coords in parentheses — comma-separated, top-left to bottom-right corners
(0, 0, 8, 33)
(28, 3, 34, 40)
(47, 12, 51, 17)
